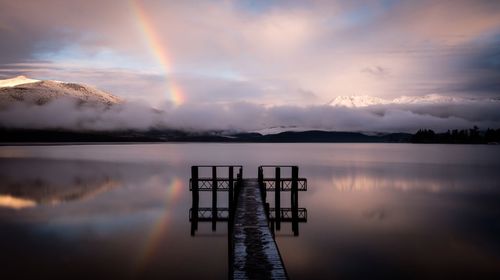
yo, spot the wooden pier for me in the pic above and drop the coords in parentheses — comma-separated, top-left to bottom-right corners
(189, 165, 307, 279)
(233, 179, 287, 279)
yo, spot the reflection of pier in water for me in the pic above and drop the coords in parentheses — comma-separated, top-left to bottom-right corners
(189, 165, 308, 279)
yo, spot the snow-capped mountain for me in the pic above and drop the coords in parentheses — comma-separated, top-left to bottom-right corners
(0, 75, 40, 87)
(328, 94, 492, 108)
(0, 75, 123, 108)
(327, 95, 391, 107)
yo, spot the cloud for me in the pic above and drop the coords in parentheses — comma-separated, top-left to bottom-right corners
(362, 66, 389, 79)
(0, 1, 138, 63)
(1, 97, 499, 133)
(1, 0, 500, 105)
(0, 99, 163, 131)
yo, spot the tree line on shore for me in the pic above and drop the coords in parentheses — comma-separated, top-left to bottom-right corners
(411, 126, 500, 144)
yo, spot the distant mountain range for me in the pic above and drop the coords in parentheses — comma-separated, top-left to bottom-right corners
(3, 76, 495, 110)
(0, 127, 413, 143)
(3, 126, 499, 144)
(0, 75, 122, 108)
(0, 76, 498, 144)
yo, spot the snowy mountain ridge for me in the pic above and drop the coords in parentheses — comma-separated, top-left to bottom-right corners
(327, 95, 391, 107)
(0, 75, 123, 108)
(0, 75, 40, 88)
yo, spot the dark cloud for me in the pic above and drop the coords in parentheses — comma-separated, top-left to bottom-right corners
(453, 37, 500, 96)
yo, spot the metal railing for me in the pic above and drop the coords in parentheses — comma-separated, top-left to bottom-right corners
(258, 165, 306, 236)
(190, 165, 243, 235)
(262, 178, 307, 191)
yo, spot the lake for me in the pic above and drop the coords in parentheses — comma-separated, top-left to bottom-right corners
(0, 143, 499, 279)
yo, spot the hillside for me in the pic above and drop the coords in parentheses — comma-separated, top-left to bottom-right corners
(0, 76, 123, 108)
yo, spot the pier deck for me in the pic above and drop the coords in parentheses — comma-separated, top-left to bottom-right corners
(233, 179, 288, 280)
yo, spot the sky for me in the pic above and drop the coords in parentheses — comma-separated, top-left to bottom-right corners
(1, 0, 500, 132)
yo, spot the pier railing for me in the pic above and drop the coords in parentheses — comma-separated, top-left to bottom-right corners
(189, 165, 308, 279)
(189, 165, 243, 279)
(189, 165, 243, 235)
(258, 165, 307, 236)
(190, 165, 308, 236)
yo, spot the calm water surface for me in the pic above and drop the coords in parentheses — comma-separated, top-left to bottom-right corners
(0, 144, 499, 279)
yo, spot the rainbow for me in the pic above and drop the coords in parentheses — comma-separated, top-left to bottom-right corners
(131, 0, 186, 106)
(136, 177, 184, 271)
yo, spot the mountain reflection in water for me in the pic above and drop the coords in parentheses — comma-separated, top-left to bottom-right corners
(0, 158, 123, 208)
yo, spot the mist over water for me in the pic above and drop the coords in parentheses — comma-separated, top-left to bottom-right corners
(1, 99, 500, 133)
(0, 143, 499, 279)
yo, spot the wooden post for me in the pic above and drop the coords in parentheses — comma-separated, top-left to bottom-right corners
(275, 167, 281, 231)
(234, 169, 239, 199)
(212, 166, 217, 231)
(227, 167, 234, 279)
(229, 166, 234, 210)
(291, 166, 299, 236)
(237, 168, 242, 188)
(191, 166, 199, 235)
(258, 167, 263, 184)
(259, 167, 266, 202)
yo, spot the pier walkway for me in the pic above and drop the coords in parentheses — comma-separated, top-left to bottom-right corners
(233, 179, 287, 279)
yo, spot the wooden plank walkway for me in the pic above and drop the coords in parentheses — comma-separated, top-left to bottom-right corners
(233, 179, 288, 280)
